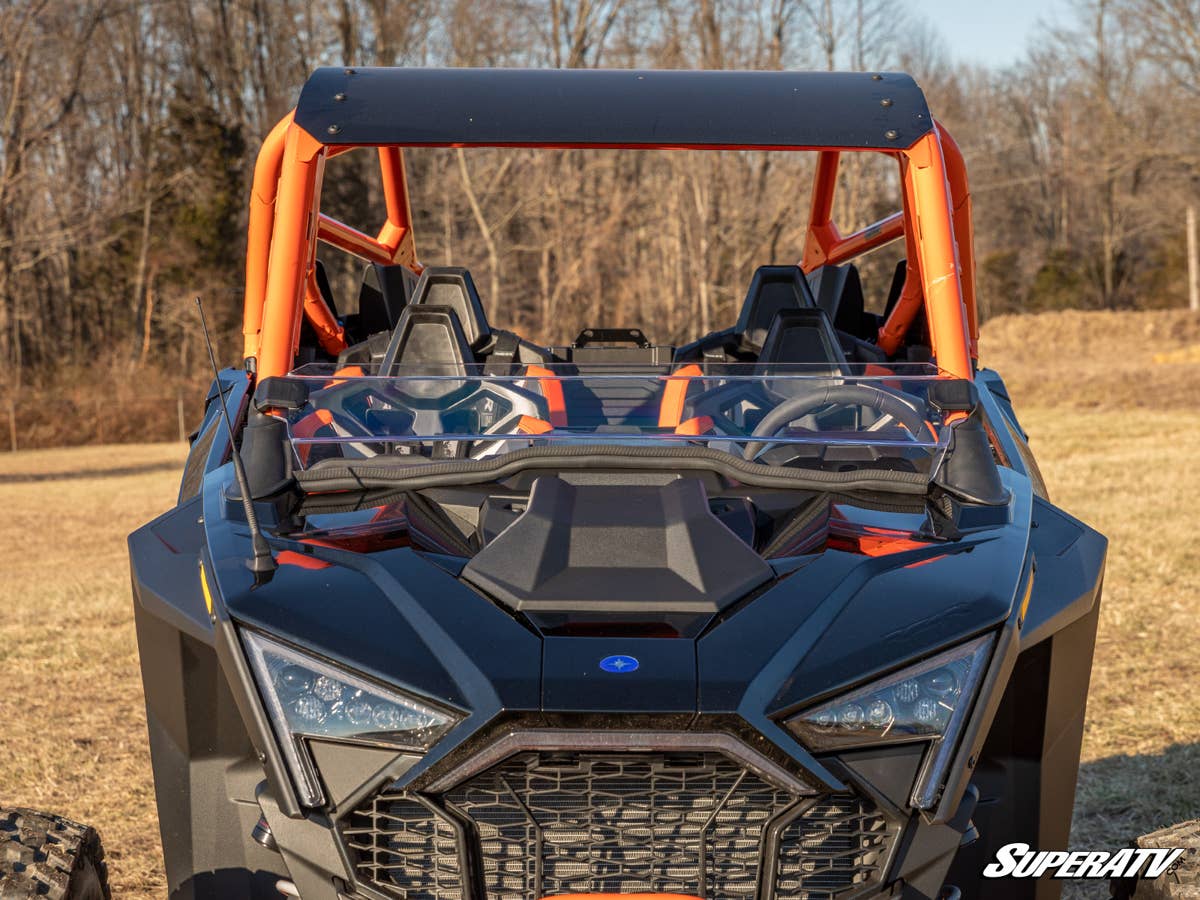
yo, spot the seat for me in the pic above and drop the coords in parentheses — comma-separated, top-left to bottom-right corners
(734, 265, 817, 349)
(758, 307, 849, 372)
(755, 309, 850, 409)
(882, 259, 907, 319)
(379, 305, 476, 390)
(807, 263, 867, 337)
(806, 263, 887, 363)
(313, 259, 338, 316)
(357, 262, 418, 335)
(408, 266, 491, 350)
(375, 307, 485, 457)
(881, 259, 932, 359)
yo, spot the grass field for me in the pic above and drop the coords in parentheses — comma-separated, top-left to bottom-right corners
(0, 312, 1198, 898)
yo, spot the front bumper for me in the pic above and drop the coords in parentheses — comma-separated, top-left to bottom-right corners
(254, 725, 974, 900)
(347, 744, 892, 900)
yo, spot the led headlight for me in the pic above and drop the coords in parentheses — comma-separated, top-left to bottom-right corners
(784, 633, 993, 809)
(243, 630, 460, 807)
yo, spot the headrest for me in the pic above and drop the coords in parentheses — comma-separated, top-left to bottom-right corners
(410, 266, 491, 349)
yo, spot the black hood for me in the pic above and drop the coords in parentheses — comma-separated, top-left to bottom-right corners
(214, 472, 1026, 733)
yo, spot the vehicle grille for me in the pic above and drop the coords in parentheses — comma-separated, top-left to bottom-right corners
(344, 750, 892, 900)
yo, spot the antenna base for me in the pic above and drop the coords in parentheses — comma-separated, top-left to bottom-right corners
(246, 555, 277, 574)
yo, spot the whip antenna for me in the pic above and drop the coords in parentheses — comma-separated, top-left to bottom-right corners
(195, 297, 276, 576)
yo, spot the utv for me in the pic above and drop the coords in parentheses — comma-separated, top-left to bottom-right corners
(129, 69, 1106, 900)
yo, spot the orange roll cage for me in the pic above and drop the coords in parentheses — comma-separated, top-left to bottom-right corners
(243, 104, 978, 382)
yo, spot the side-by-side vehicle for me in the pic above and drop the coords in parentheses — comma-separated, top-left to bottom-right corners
(4, 67, 1108, 900)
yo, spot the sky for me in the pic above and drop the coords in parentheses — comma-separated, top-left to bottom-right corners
(911, 0, 1068, 68)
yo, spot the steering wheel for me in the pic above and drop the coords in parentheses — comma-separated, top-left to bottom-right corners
(300, 375, 553, 459)
(742, 384, 928, 460)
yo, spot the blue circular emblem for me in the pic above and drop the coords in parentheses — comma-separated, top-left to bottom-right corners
(599, 655, 640, 673)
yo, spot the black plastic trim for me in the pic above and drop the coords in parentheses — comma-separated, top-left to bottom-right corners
(296, 68, 932, 150)
(207, 549, 306, 818)
(297, 444, 931, 494)
(418, 729, 820, 797)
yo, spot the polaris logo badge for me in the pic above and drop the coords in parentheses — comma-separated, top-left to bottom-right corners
(599, 655, 639, 673)
(982, 842, 1185, 880)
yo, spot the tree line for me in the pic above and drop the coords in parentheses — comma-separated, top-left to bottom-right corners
(2, 0, 1198, 443)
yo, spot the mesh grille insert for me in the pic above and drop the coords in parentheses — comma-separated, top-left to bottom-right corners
(344, 797, 462, 900)
(345, 750, 893, 900)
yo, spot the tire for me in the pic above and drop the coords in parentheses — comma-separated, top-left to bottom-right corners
(1112, 820, 1200, 899)
(0, 808, 110, 900)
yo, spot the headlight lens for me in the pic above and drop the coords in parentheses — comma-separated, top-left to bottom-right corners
(243, 630, 460, 807)
(784, 633, 993, 809)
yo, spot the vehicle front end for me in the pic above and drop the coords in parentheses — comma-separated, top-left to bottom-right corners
(129, 363, 1104, 900)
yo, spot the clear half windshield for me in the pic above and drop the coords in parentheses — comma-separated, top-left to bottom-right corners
(276, 362, 955, 483)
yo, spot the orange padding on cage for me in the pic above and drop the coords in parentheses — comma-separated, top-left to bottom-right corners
(658, 364, 703, 427)
(525, 365, 568, 427)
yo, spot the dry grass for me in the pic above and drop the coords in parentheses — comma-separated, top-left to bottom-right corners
(983, 310, 1200, 898)
(0, 442, 186, 898)
(1025, 408, 1200, 900)
(0, 311, 1198, 898)
(980, 308, 1200, 412)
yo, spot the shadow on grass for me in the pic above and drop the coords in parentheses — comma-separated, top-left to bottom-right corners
(1072, 741, 1200, 850)
(1058, 744, 1200, 898)
(0, 461, 182, 483)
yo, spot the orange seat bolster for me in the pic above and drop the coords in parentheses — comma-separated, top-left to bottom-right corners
(658, 363, 703, 427)
(526, 365, 568, 427)
(517, 415, 554, 434)
(675, 415, 714, 436)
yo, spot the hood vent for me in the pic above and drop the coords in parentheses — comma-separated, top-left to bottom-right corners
(461, 476, 773, 623)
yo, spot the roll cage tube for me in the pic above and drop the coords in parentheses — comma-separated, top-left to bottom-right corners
(243, 133, 419, 368)
(244, 91, 976, 381)
(800, 127, 978, 371)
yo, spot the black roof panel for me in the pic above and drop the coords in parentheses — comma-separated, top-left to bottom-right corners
(295, 67, 931, 150)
